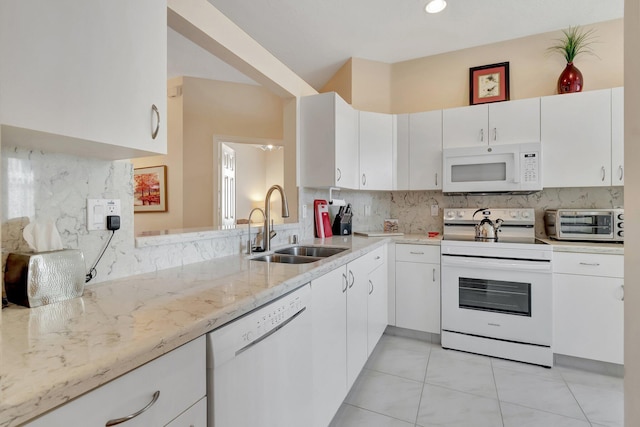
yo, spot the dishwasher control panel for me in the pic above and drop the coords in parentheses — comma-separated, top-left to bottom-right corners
(208, 284, 311, 366)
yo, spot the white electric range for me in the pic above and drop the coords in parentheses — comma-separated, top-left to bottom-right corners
(440, 208, 553, 367)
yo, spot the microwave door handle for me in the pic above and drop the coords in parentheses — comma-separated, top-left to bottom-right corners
(512, 153, 520, 183)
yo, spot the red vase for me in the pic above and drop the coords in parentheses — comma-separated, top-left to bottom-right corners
(557, 62, 583, 94)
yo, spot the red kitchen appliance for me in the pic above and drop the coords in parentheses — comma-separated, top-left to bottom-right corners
(314, 199, 333, 238)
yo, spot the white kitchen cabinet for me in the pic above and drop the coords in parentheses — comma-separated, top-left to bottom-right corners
(442, 98, 540, 148)
(165, 397, 207, 427)
(0, 0, 167, 160)
(395, 111, 443, 191)
(367, 246, 388, 355)
(300, 92, 359, 189)
(359, 111, 394, 190)
(395, 244, 441, 334)
(611, 87, 624, 186)
(311, 266, 348, 427)
(25, 337, 206, 426)
(311, 246, 388, 423)
(395, 114, 410, 190)
(553, 252, 624, 364)
(346, 253, 373, 388)
(541, 89, 612, 187)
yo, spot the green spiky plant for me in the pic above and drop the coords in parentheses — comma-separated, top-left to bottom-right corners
(547, 26, 599, 63)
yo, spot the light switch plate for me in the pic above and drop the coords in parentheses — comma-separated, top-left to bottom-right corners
(87, 199, 121, 231)
(431, 204, 439, 216)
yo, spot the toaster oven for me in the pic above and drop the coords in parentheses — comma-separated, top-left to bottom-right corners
(544, 209, 624, 242)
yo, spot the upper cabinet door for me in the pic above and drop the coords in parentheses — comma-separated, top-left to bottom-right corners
(409, 110, 442, 190)
(395, 114, 410, 191)
(488, 98, 540, 145)
(0, 0, 167, 159)
(300, 92, 359, 189)
(541, 89, 612, 188)
(359, 111, 393, 190)
(442, 104, 488, 148)
(611, 87, 624, 186)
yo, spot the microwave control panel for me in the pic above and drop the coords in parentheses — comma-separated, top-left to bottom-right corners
(521, 152, 539, 183)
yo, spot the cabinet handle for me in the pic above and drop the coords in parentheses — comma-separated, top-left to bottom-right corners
(362, 174, 367, 186)
(369, 279, 374, 295)
(433, 268, 436, 282)
(348, 270, 355, 289)
(151, 104, 160, 140)
(493, 127, 497, 141)
(601, 166, 606, 182)
(619, 165, 624, 181)
(579, 262, 600, 266)
(105, 390, 160, 426)
(374, 256, 381, 260)
(337, 168, 342, 182)
(410, 251, 424, 255)
(342, 273, 348, 293)
(620, 284, 624, 301)
(480, 129, 484, 142)
(435, 172, 438, 186)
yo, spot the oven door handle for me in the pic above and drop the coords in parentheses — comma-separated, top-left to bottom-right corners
(441, 255, 551, 272)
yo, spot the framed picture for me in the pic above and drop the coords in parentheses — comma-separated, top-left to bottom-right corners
(134, 165, 167, 212)
(469, 62, 510, 105)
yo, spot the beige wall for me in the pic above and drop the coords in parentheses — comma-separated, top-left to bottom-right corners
(390, 19, 622, 113)
(133, 77, 185, 233)
(625, 1, 640, 425)
(321, 58, 353, 104)
(321, 20, 622, 114)
(182, 77, 284, 228)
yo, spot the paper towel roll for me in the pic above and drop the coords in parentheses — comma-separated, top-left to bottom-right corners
(329, 199, 346, 206)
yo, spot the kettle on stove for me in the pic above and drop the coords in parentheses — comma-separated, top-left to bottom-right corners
(472, 208, 503, 241)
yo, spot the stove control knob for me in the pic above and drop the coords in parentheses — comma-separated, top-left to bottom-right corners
(619, 222, 624, 229)
(445, 211, 455, 219)
(520, 211, 531, 219)
(456, 211, 464, 218)
(509, 211, 518, 218)
(619, 230, 624, 237)
(618, 213, 624, 220)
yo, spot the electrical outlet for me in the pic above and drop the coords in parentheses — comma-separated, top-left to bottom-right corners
(87, 199, 121, 231)
(431, 204, 439, 217)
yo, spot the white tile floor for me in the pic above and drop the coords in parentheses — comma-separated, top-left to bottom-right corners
(330, 334, 624, 427)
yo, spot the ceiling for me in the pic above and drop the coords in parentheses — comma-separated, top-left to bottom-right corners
(168, 0, 624, 91)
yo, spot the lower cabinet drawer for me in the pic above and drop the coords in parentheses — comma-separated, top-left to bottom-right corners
(396, 243, 440, 263)
(26, 336, 206, 427)
(166, 397, 207, 427)
(553, 252, 623, 278)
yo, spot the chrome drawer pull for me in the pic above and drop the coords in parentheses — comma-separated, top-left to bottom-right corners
(342, 273, 348, 293)
(579, 262, 600, 266)
(348, 270, 355, 288)
(105, 390, 160, 426)
(374, 256, 381, 260)
(369, 279, 374, 295)
(409, 251, 424, 255)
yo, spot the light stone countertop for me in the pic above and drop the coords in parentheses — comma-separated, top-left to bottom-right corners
(0, 235, 387, 427)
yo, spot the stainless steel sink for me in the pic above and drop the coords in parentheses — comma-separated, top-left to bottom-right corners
(274, 246, 348, 258)
(250, 254, 323, 264)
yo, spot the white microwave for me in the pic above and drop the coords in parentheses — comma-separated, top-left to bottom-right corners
(442, 142, 542, 194)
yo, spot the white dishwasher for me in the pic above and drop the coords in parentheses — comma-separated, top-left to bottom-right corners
(207, 284, 313, 427)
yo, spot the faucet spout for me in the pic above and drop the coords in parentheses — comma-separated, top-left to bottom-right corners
(263, 185, 289, 251)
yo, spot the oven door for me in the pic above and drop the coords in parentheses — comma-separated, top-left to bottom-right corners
(441, 254, 552, 346)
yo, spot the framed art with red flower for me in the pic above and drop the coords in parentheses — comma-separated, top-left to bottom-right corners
(469, 62, 510, 105)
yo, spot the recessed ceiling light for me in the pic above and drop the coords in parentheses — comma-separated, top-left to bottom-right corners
(425, 0, 447, 13)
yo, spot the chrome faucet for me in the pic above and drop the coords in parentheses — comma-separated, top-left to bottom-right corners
(263, 185, 290, 251)
(246, 207, 266, 254)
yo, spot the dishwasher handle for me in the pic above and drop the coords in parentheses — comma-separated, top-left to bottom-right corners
(235, 307, 306, 356)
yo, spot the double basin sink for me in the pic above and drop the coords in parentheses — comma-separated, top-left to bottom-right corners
(251, 245, 348, 264)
